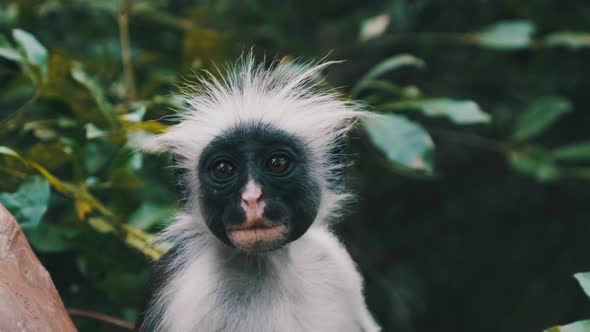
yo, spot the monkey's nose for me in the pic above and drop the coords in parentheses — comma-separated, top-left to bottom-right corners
(241, 181, 262, 206)
(240, 181, 265, 221)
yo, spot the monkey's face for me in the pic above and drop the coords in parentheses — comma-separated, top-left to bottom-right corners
(197, 124, 321, 253)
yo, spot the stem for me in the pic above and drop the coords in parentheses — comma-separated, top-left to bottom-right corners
(132, 5, 194, 31)
(426, 127, 510, 154)
(68, 308, 134, 330)
(118, 0, 136, 101)
(0, 166, 28, 178)
(121, 224, 166, 260)
(0, 90, 40, 132)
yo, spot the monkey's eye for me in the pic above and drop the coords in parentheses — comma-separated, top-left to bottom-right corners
(266, 154, 291, 174)
(211, 160, 236, 180)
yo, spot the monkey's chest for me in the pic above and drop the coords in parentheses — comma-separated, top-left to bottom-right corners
(159, 230, 369, 332)
(197, 276, 362, 332)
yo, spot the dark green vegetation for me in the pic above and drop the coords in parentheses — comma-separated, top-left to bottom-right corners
(1, 1, 589, 331)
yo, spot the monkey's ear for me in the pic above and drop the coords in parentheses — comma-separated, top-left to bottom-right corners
(127, 130, 167, 153)
(130, 130, 189, 204)
(170, 154, 190, 206)
(146, 124, 193, 156)
(130, 125, 184, 155)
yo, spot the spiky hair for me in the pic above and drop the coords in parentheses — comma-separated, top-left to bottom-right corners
(156, 55, 365, 237)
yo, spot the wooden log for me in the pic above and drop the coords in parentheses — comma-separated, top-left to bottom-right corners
(0, 204, 77, 332)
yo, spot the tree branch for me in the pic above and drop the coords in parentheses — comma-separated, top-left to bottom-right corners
(118, 0, 136, 101)
(68, 308, 135, 330)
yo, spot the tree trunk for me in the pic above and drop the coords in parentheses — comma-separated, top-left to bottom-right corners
(0, 204, 77, 332)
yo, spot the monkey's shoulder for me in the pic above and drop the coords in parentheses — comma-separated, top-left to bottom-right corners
(293, 227, 361, 274)
(271, 227, 375, 331)
(289, 227, 366, 295)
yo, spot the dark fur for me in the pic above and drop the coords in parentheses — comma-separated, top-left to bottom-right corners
(196, 123, 321, 247)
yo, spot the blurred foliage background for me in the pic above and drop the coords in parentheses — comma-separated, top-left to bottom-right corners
(1, 0, 590, 331)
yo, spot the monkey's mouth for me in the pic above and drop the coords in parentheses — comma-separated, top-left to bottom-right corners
(226, 221, 288, 252)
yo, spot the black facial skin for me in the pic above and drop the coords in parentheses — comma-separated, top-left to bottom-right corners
(197, 122, 321, 250)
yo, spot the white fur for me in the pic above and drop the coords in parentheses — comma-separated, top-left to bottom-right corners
(143, 56, 380, 331)
(143, 214, 380, 332)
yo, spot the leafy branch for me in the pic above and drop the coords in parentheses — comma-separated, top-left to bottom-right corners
(355, 54, 590, 182)
(0, 146, 166, 260)
(360, 19, 590, 51)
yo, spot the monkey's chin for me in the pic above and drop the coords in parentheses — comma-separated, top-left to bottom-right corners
(226, 224, 288, 253)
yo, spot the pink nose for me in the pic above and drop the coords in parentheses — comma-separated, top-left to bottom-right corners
(241, 181, 265, 221)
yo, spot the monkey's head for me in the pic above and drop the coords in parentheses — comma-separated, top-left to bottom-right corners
(155, 56, 363, 253)
(195, 124, 319, 252)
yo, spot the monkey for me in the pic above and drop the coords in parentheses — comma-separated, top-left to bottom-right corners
(135, 55, 381, 332)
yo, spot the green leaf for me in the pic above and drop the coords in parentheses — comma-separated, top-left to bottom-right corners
(109, 168, 143, 189)
(85, 123, 107, 139)
(544, 31, 590, 50)
(0, 176, 50, 230)
(352, 80, 413, 97)
(553, 142, 590, 161)
(27, 143, 72, 170)
(84, 140, 115, 175)
(128, 203, 176, 231)
(508, 148, 559, 182)
(359, 14, 390, 41)
(25, 222, 78, 253)
(545, 320, 590, 332)
(0, 34, 22, 61)
(75, 0, 122, 13)
(574, 272, 590, 298)
(71, 62, 119, 128)
(475, 20, 535, 50)
(12, 28, 48, 79)
(97, 272, 144, 303)
(363, 114, 434, 174)
(0, 145, 20, 157)
(514, 96, 572, 141)
(0, 4, 19, 26)
(87, 217, 116, 234)
(387, 98, 490, 124)
(121, 102, 147, 123)
(352, 54, 425, 96)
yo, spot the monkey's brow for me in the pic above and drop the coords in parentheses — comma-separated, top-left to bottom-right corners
(208, 127, 306, 151)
